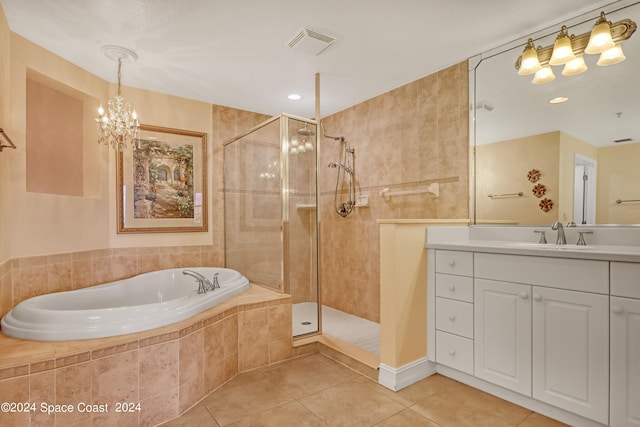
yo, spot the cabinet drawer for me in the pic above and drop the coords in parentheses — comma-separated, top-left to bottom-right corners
(435, 250, 473, 276)
(611, 262, 640, 299)
(474, 253, 608, 294)
(436, 330, 473, 375)
(436, 274, 473, 302)
(436, 297, 473, 338)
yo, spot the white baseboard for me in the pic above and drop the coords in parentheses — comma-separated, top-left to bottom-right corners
(378, 357, 436, 391)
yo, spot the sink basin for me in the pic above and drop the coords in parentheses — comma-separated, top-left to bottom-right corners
(507, 242, 594, 250)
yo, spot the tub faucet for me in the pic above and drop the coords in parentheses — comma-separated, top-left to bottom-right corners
(551, 221, 566, 245)
(183, 270, 217, 294)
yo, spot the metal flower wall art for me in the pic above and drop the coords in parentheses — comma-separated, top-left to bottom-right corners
(532, 183, 546, 198)
(527, 169, 541, 183)
(539, 197, 554, 212)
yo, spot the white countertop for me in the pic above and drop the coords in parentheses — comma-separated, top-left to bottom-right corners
(426, 239, 640, 262)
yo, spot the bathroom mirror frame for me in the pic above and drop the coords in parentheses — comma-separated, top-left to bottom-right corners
(470, 0, 640, 227)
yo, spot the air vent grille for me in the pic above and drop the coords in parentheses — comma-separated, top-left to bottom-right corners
(287, 28, 336, 55)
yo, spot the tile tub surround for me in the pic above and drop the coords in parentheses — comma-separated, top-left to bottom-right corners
(0, 284, 292, 427)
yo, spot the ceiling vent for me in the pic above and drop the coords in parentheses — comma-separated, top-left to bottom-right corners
(614, 137, 633, 143)
(287, 28, 336, 56)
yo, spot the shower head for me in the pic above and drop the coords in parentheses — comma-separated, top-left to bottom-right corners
(297, 123, 315, 137)
(328, 161, 353, 174)
(320, 123, 344, 142)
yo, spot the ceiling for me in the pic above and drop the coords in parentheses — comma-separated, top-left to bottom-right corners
(0, 0, 620, 118)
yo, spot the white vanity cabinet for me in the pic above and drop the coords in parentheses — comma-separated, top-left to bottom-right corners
(610, 262, 640, 427)
(434, 250, 474, 375)
(474, 278, 531, 395)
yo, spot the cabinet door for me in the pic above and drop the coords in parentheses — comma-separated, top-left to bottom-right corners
(532, 287, 609, 424)
(474, 279, 531, 395)
(610, 297, 640, 427)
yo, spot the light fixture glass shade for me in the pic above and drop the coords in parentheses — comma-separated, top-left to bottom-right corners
(597, 43, 626, 66)
(585, 13, 615, 54)
(562, 54, 588, 76)
(532, 65, 556, 84)
(518, 38, 542, 75)
(304, 141, 314, 151)
(549, 27, 576, 65)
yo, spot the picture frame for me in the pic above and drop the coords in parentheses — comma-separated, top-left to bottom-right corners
(116, 124, 207, 233)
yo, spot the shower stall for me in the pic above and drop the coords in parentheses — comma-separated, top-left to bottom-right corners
(223, 114, 320, 337)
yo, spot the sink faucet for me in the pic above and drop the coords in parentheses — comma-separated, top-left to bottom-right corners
(551, 221, 566, 245)
(183, 270, 218, 294)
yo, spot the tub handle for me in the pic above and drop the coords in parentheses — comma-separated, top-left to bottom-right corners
(212, 273, 221, 290)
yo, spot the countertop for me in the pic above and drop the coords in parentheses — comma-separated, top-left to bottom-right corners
(426, 239, 640, 263)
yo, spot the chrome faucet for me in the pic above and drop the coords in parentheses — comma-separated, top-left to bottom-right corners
(183, 270, 219, 294)
(551, 221, 566, 245)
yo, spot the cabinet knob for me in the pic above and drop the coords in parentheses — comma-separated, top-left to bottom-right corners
(612, 305, 624, 315)
(448, 284, 456, 292)
(449, 349, 456, 356)
(533, 294, 542, 302)
(448, 260, 456, 268)
(449, 315, 456, 322)
(519, 292, 529, 300)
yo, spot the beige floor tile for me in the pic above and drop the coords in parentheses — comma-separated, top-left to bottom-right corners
(397, 373, 460, 404)
(160, 402, 219, 426)
(374, 408, 440, 426)
(226, 401, 329, 427)
(259, 353, 363, 399)
(518, 412, 569, 427)
(201, 370, 295, 425)
(299, 380, 405, 426)
(410, 381, 531, 427)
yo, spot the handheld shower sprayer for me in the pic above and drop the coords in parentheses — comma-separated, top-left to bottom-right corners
(323, 124, 355, 217)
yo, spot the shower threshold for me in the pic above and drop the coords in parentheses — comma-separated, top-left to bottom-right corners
(292, 302, 380, 355)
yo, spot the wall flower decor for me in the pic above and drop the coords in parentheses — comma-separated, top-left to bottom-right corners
(532, 183, 546, 198)
(539, 197, 553, 212)
(527, 169, 541, 183)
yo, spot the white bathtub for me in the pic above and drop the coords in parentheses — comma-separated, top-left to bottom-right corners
(1, 267, 250, 341)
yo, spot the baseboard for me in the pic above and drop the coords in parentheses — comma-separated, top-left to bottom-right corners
(378, 357, 436, 391)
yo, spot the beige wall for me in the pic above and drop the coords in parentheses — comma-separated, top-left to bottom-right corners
(320, 62, 469, 323)
(597, 142, 640, 224)
(558, 132, 598, 223)
(0, 5, 10, 264)
(476, 132, 560, 225)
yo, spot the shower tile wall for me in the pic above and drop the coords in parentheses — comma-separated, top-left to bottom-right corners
(320, 61, 469, 323)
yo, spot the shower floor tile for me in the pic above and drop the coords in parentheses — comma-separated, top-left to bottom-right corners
(292, 302, 380, 355)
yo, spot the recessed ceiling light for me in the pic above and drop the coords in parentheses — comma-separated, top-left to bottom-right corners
(549, 97, 568, 104)
(288, 94, 302, 101)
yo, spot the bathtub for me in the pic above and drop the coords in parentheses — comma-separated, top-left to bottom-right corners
(1, 267, 250, 341)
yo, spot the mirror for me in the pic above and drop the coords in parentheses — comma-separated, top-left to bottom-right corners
(471, 0, 640, 226)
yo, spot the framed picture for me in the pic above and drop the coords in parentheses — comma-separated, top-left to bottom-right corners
(117, 124, 207, 233)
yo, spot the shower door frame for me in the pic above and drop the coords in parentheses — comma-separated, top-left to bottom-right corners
(222, 113, 322, 339)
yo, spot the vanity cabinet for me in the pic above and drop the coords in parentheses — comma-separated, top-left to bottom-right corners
(434, 250, 474, 375)
(474, 278, 531, 395)
(435, 250, 611, 424)
(610, 262, 640, 427)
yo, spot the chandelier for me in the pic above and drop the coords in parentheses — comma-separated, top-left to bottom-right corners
(516, 11, 637, 84)
(96, 46, 140, 150)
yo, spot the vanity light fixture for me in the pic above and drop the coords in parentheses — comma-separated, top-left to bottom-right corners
(515, 11, 636, 84)
(549, 26, 576, 65)
(532, 65, 555, 84)
(95, 45, 140, 151)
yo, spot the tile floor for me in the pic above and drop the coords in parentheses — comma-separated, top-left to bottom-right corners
(161, 353, 567, 426)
